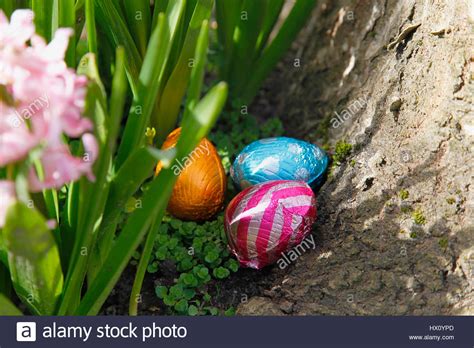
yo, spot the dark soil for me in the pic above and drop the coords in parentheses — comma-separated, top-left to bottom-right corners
(102, 258, 283, 315)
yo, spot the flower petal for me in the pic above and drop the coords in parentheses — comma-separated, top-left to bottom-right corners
(0, 180, 16, 227)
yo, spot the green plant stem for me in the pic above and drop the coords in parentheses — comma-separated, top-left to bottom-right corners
(59, 48, 127, 315)
(53, 0, 76, 67)
(85, 0, 98, 56)
(128, 217, 159, 315)
(32, 0, 53, 40)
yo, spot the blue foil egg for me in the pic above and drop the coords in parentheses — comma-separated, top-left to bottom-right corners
(231, 137, 329, 190)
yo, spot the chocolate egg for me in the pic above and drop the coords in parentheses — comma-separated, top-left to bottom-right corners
(156, 128, 226, 221)
(224, 180, 316, 269)
(230, 137, 329, 190)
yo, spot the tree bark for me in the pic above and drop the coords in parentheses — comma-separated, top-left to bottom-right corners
(239, 0, 473, 315)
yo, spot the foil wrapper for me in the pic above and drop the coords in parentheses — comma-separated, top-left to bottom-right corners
(225, 180, 317, 269)
(156, 128, 226, 221)
(231, 137, 329, 190)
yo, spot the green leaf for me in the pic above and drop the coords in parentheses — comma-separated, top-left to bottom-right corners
(148, 147, 177, 168)
(195, 266, 209, 279)
(228, 0, 266, 93)
(206, 306, 219, 315)
(213, 266, 230, 279)
(170, 219, 182, 229)
(155, 286, 168, 299)
(32, 0, 54, 41)
(254, 0, 285, 55)
(0, 294, 23, 316)
(224, 307, 236, 316)
(215, 0, 242, 80)
(153, 0, 215, 141)
(85, 0, 98, 55)
(183, 288, 196, 300)
(203, 293, 211, 302)
(115, 11, 177, 167)
(182, 273, 198, 287)
(99, 147, 157, 244)
(163, 295, 176, 306)
(60, 48, 128, 315)
(241, 0, 316, 103)
(3, 202, 63, 315)
(0, 230, 7, 266)
(152, 0, 170, 29)
(95, 0, 142, 95)
(174, 299, 188, 313)
(0, 250, 10, 291)
(205, 250, 219, 264)
(147, 262, 159, 274)
(155, 246, 168, 261)
(188, 304, 199, 316)
(122, 0, 151, 57)
(169, 284, 184, 299)
(226, 259, 239, 272)
(177, 82, 228, 157)
(179, 257, 194, 271)
(183, 19, 209, 122)
(53, 0, 76, 67)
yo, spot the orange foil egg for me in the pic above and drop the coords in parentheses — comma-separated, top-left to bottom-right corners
(155, 128, 226, 221)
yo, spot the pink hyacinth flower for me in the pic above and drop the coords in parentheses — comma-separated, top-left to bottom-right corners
(28, 134, 98, 192)
(0, 180, 16, 228)
(0, 105, 46, 166)
(1, 9, 98, 192)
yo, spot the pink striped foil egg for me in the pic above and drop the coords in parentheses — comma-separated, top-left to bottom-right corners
(224, 180, 317, 269)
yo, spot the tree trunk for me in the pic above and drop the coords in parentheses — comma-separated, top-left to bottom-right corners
(239, 0, 473, 315)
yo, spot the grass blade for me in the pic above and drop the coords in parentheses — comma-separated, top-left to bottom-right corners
(95, 0, 142, 95)
(115, 3, 185, 168)
(151, 0, 169, 29)
(122, 0, 151, 57)
(91, 147, 157, 279)
(215, 0, 242, 81)
(178, 82, 227, 155)
(228, 0, 266, 95)
(52, 0, 76, 67)
(0, 294, 23, 315)
(255, 0, 285, 55)
(183, 19, 209, 121)
(32, 0, 53, 40)
(87, 46, 128, 284)
(153, 0, 214, 142)
(85, 0, 97, 56)
(58, 52, 113, 315)
(241, 0, 316, 104)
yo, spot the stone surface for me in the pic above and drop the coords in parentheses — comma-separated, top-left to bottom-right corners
(239, 0, 473, 315)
